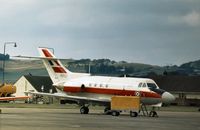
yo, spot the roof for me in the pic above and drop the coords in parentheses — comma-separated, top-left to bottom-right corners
(149, 75, 200, 92)
(24, 75, 57, 93)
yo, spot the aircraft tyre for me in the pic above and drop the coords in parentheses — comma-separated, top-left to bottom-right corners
(130, 111, 138, 117)
(80, 106, 89, 114)
(112, 111, 120, 116)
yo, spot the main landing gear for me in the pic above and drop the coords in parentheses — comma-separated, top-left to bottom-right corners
(80, 106, 89, 114)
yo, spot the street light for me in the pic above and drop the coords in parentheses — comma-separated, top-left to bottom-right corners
(2, 42, 17, 85)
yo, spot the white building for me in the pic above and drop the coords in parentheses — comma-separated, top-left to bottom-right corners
(14, 75, 56, 97)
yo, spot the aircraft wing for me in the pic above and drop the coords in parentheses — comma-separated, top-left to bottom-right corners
(25, 92, 110, 105)
(150, 102, 162, 107)
(0, 96, 30, 101)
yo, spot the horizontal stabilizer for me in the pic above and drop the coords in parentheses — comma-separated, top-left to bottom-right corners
(12, 55, 67, 60)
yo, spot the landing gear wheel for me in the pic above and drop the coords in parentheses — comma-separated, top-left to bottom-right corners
(80, 106, 89, 114)
(130, 111, 138, 117)
(112, 111, 120, 116)
(149, 111, 158, 117)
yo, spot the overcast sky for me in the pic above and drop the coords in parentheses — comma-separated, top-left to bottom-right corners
(0, 0, 200, 66)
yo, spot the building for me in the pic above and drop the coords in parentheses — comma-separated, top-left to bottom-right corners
(14, 75, 57, 103)
(14, 75, 56, 97)
(150, 75, 200, 106)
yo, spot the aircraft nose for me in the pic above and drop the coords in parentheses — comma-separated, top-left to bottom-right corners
(162, 92, 175, 104)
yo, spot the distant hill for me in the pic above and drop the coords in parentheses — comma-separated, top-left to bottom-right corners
(66, 59, 164, 76)
(180, 60, 200, 69)
(0, 58, 200, 83)
(178, 60, 200, 75)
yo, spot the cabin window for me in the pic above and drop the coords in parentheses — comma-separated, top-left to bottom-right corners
(94, 84, 97, 87)
(89, 83, 92, 87)
(81, 84, 85, 89)
(100, 84, 103, 87)
(105, 84, 108, 88)
(142, 83, 146, 87)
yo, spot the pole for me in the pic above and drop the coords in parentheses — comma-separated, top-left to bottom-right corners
(2, 44, 6, 85)
(89, 63, 91, 74)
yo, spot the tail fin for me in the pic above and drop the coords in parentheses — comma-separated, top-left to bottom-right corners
(38, 47, 71, 84)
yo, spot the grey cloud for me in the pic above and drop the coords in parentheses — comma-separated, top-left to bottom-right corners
(0, 0, 199, 65)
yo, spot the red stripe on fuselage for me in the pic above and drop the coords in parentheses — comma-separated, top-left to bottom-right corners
(42, 49, 53, 57)
(52, 67, 66, 73)
(63, 86, 161, 98)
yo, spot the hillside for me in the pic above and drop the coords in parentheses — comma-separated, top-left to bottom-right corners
(0, 58, 200, 83)
(180, 60, 200, 75)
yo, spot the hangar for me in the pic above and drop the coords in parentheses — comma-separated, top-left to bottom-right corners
(150, 75, 200, 106)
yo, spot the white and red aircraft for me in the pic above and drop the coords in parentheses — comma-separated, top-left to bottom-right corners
(24, 48, 175, 115)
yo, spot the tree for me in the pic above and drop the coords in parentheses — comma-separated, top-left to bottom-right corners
(0, 53, 10, 60)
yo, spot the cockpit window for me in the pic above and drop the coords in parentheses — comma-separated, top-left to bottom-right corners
(147, 83, 158, 89)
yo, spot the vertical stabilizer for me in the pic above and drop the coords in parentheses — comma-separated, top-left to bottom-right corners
(38, 48, 71, 84)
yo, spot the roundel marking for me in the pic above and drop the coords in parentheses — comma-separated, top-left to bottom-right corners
(135, 91, 140, 96)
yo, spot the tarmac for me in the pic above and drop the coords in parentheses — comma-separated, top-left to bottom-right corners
(0, 108, 200, 130)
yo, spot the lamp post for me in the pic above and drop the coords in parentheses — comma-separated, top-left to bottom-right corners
(2, 42, 17, 85)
